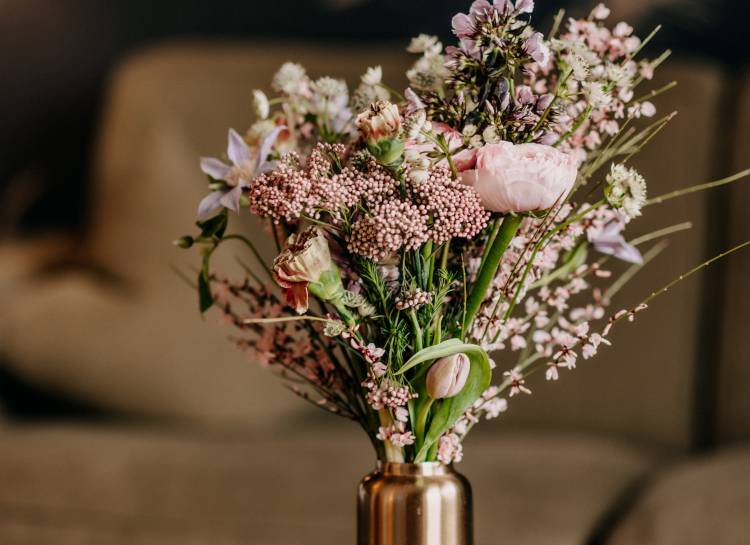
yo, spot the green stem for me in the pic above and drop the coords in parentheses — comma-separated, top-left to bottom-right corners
(409, 309, 424, 352)
(415, 398, 435, 449)
(462, 215, 523, 334)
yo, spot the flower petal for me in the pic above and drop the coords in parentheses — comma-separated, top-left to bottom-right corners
(227, 128, 251, 166)
(197, 191, 225, 221)
(219, 185, 243, 214)
(255, 125, 286, 173)
(284, 283, 309, 314)
(200, 157, 231, 180)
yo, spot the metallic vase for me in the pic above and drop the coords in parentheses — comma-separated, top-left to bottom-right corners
(357, 462, 473, 545)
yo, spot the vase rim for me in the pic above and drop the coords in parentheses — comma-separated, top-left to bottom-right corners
(376, 461, 453, 476)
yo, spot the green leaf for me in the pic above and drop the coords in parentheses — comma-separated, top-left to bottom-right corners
(196, 211, 228, 239)
(198, 269, 213, 314)
(397, 340, 492, 462)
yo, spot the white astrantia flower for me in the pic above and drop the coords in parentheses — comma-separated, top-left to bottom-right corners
(605, 163, 648, 219)
(582, 81, 612, 109)
(252, 90, 270, 119)
(407, 34, 441, 55)
(361, 65, 383, 86)
(272, 62, 308, 95)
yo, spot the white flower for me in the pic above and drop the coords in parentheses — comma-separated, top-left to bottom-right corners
(407, 34, 441, 54)
(605, 163, 647, 219)
(252, 89, 270, 119)
(272, 62, 308, 95)
(361, 65, 383, 86)
(583, 81, 612, 109)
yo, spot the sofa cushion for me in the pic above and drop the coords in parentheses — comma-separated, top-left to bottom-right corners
(607, 445, 750, 545)
(0, 424, 656, 545)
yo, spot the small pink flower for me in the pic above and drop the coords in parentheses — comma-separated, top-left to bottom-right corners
(461, 142, 578, 212)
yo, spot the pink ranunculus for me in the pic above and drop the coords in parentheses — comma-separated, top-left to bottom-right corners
(461, 142, 578, 213)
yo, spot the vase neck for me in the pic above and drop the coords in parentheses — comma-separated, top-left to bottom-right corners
(376, 461, 452, 477)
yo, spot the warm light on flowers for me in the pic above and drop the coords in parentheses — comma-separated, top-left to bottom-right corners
(178, 0, 749, 468)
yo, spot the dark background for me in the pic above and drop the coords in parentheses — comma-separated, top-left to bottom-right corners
(0, 0, 747, 418)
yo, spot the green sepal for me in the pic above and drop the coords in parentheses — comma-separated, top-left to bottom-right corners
(196, 210, 228, 239)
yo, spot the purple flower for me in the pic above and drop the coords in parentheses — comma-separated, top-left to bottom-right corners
(451, 12, 474, 38)
(523, 32, 551, 66)
(197, 126, 284, 221)
(588, 221, 643, 264)
(514, 0, 534, 14)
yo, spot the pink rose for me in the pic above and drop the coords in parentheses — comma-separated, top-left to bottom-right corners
(461, 142, 578, 212)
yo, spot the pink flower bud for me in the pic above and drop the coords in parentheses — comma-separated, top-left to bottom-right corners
(426, 353, 471, 399)
(356, 100, 402, 141)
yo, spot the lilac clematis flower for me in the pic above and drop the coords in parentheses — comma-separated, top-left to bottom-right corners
(588, 221, 643, 264)
(197, 126, 284, 221)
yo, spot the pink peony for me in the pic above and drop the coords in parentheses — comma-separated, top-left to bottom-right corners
(461, 142, 578, 212)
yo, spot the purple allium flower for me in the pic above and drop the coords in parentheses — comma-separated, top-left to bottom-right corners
(197, 126, 284, 221)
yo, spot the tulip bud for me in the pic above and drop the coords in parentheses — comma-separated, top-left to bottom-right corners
(426, 353, 470, 399)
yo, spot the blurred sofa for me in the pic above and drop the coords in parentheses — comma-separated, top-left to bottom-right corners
(0, 42, 748, 545)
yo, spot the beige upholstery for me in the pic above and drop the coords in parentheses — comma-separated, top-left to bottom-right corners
(607, 446, 750, 545)
(0, 43, 726, 448)
(717, 70, 750, 443)
(0, 423, 654, 545)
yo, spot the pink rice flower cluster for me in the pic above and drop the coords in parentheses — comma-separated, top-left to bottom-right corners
(363, 375, 418, 411)
(348, 167, 488, 261)
(348, 199, 431, 261)
(413, 167, 490, 244)
(395, 287, 433, 311)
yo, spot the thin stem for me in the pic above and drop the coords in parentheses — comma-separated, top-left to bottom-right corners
(409, 309, 424, 352)
(221, 234, 273, 279)
(602, 240, 668, 303)
(243, 315, 334, 325)
(626, 239, 750, 316)
(630, 222, 692, 246)
(646, 168, 750, 206)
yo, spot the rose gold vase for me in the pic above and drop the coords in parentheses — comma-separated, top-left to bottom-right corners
(357, 462, 473, 545)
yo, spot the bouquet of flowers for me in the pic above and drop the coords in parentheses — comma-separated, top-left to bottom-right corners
(178, 1, 749, 465)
